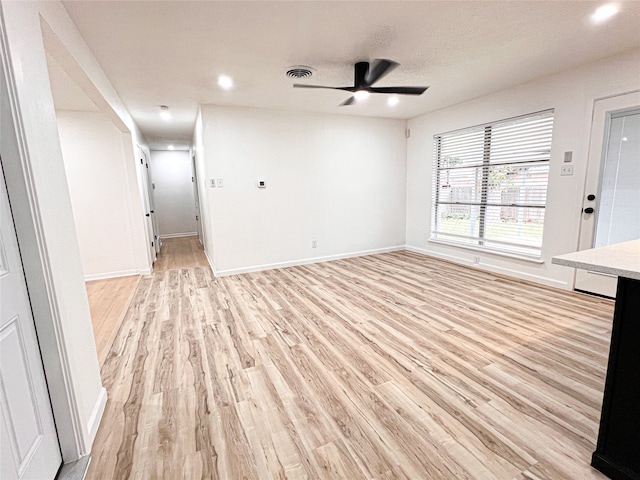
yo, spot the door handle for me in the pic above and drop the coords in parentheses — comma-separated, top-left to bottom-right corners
(583, 207, 595, 214)
(145, 213, 150, 217)
(587, 194, 596, 201)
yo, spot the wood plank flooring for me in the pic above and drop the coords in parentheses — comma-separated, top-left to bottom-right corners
(86, 236, 206, 367)
(87, 247, 614, 479)
(86, 275, 140, 367)
(154, 235, 209, 272)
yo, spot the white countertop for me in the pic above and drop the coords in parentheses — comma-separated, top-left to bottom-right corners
(552, 239, 640, 280)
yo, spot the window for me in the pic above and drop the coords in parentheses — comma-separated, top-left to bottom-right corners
(431, 110, 554, 259)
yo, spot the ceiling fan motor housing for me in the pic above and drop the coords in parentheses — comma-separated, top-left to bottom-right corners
(354, 62, 370, 89)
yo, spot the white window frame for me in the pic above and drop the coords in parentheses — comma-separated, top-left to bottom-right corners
(430, 110, 554, 260)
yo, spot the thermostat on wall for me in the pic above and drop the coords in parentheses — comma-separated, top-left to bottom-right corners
(257, 180, 266, 189)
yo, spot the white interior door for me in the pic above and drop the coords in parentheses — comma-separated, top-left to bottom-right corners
(143, 150, 161, 255)
(138, 148, 159, 261)
(575, 91, 640, 297)
(0, 161, 62, 479)
(191, 154, 203, 243)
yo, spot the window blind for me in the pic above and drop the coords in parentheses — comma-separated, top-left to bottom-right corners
(431, 110, 554, 258)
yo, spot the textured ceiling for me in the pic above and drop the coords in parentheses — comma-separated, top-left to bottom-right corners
(56, 1, 640, 149)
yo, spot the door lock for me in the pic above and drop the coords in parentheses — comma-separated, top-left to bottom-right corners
(583, 207, 595, 214)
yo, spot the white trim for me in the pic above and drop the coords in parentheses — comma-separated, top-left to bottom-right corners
(0, 15, 86, 460)
(159, 232, 198, 239)
(215, 246, 405, 277)
(86, 387, 106, 446)
(428, 238, 544, 264)
(405, 245, 568, 289)
(84, 269, 150, 282)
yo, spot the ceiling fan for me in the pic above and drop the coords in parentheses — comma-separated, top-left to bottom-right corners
(293, 59, 428, 106)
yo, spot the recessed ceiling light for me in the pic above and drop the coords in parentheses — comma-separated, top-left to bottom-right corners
(354, 90, 370, 101)
(168, 145, 174, 150)
(387, 96, 400, 107)
(591, 3, 620, 24)
(218, 75, 234, 90)
(159, 105, 171, 120)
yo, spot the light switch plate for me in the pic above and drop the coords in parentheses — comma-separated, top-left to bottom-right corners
(560, 165, 574, 176)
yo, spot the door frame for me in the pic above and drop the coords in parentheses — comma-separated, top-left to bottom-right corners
(1, 15, 88, 462)
(575, 90, 640, 297)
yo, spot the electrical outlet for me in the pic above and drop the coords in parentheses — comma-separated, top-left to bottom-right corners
(311, 239, 317, 248)
(216, 178, 224, 188)
(209, 178, 215, 188)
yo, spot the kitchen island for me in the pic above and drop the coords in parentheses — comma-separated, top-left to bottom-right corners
(553, 240, 640, 480)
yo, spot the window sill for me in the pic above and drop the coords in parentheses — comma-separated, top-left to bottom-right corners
(428, 238, 545, 264)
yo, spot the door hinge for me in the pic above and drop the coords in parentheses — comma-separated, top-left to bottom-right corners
(145, 163, 149, 168)
(140, 158, 143, 164)
(151, 241, 154, 247)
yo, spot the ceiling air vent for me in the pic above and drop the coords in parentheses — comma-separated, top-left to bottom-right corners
(286, 66, 314, 79)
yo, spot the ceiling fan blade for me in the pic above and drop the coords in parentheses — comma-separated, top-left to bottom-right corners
(369, 86, 429, 95)
(293, 84, 354, 92)
(339, 96, 355, 106)
(364, 59, 399, 86)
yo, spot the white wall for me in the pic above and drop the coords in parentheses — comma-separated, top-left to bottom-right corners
(57, 111, 149, 279)
(200, 106, 407, 275)
(406, 49, 640, 289)
(150, 150, 197, 237)
(40, 1, 154, 275)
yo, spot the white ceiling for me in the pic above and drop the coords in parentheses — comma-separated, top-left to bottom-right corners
(58, 1, 640, 149)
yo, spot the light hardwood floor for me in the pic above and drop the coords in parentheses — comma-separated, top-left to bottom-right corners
(86, 275, 140, 367)
(87, 245, 614, 479)
(154, 235, 209, 272)
(87, 236, 208, 366)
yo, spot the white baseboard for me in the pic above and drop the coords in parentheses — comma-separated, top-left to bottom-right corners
(159, 232, 197, 239)
(215, 245, 405, 277)
(405, 245, 569, 290)
(86, 387, 107, 448)
(84, 268, 151, 282)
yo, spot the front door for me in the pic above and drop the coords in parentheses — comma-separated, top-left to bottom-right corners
(575, 91, 640, 297)
(0, 161, 62, 479)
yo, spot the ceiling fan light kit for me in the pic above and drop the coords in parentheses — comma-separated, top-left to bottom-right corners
(293, 59, 428, 106)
